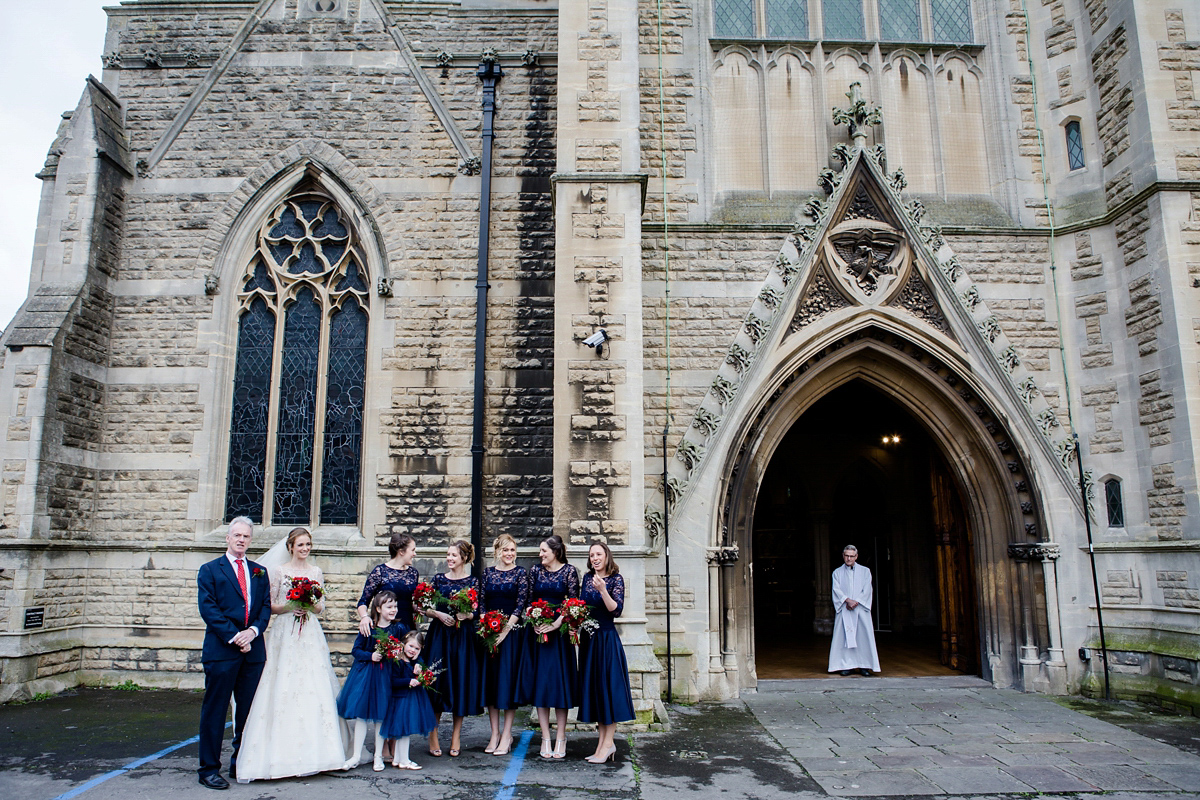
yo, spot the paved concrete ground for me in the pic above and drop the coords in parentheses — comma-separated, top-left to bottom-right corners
(745, 675, 1200, 797)
(2, 678, 1198, 800)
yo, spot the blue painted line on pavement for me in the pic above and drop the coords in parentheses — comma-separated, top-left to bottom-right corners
(50, 722, 231, 800)
(493, 729, 535, 800)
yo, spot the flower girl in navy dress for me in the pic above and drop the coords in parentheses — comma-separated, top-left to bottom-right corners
(421, 540, 484, 757)
(383, 630, 437, 770)
(519, 534, 579, 759)
(578, 540, 635, 763)
(479, 534, 529, 756)
(338, 591, 407, 771)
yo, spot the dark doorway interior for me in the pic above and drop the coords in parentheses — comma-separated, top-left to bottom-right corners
(752, 380, 979, 679)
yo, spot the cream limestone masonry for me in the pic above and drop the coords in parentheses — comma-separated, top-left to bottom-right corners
(554, 0, 659, 710)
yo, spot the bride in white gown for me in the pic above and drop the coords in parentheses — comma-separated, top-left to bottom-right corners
(236, 527, 349, 783)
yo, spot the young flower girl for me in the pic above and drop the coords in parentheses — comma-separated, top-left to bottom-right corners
(382, 630, 437, 770)
(337, 591, 406, 771)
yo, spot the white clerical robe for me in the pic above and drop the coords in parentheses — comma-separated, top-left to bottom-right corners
(828, 563, 881, 673)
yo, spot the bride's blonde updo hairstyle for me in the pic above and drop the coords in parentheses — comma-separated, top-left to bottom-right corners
(286, 527, 312, 552)
(492, 533, 517, 564)
(450, 539, 474, 566)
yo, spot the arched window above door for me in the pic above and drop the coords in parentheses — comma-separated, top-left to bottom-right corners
(225, 186, 370, 527)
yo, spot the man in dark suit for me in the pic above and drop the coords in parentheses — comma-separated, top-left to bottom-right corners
(196, 516, 272, 789)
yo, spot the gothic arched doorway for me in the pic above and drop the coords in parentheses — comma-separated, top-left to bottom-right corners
(714, 328, 1051, 692)
(751, 380, 980, 678)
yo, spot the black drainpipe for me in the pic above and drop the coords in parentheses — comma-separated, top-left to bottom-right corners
(470, 57, 502, 576)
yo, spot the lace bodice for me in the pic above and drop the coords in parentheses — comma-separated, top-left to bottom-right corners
(581, 572, 624, 630)
(270, 563, 325, 614)
(529, 563, 580, 608)
(479, 566, 529, 618)
(358, 562, 419, 629)
(430, 573, 479, 615)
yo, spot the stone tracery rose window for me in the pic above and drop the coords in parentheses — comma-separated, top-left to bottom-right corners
(225, 187, 369, 527)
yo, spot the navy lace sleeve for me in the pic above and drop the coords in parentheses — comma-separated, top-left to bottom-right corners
(358, 563, 386, 608)
(515, 567, 530, 617)
(609, 574, 625, 617)
(567, 564, 581, 599)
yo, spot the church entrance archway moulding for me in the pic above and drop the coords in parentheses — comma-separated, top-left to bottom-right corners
(711, 326, 1053, 691)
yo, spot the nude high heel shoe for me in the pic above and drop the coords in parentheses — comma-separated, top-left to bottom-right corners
(585, 745, 616, 764)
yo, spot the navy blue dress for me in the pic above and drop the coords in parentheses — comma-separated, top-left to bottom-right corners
(358, 564, 420, 632)
(337, 622, 406, 722)
(519, 564, 580, 709)
(382, 659, 438, 739)
(480, 566, 529, 710)
(422, 573, 484, 718)
(578, 573, 635, 725)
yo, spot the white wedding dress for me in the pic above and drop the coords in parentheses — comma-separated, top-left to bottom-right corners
(236, 561, 350, 782)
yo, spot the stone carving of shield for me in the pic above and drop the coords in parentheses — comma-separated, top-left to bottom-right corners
(822, 218, 911, 307)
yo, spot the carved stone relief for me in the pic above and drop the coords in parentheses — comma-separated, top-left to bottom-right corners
(890, 271, 952, 337)
(789, 270, 850, 334)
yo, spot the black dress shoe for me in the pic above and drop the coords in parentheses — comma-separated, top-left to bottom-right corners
(860, 669, 872, 676)
(839, 669, 853, 676)
(199, 773, 229, 790)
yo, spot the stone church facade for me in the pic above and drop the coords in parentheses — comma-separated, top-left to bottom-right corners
(1, 0, 1197, 713)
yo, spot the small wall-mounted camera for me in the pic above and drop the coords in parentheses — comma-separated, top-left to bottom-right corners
(581, 328, 609, 357)
(1078, 647, 1091, 662)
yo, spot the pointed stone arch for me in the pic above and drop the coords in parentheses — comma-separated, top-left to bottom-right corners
(712, 324, 1052, 691)
(200, 140, 395, 297)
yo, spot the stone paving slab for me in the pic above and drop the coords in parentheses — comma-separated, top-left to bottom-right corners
(916, 766, 1034, 793)
(1061, 763, 1180, 791)
(809, 768, 944, 796)
(997, 765, 1100, 792)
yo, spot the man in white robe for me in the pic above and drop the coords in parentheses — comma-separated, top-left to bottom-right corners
(828, 545, 880, 676)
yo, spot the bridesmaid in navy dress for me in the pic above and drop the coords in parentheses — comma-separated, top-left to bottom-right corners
(421, 540, 484, 757)
(578, 540, 635, 763)
(356, 532, 419, 636)
(479, 534, 529, 756)
(520, 534, 579, 759)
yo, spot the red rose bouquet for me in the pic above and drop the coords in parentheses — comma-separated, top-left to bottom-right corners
(476, 610, 509, 654)
(286, 576, 323, 634)
(412, 581, 444, 616)
(523, 599, 558, 644)
(373, 629, 404, 666)
(559, 597, 598, 645)
(415, 659, 444, 694)
(446, 587, 478, 628)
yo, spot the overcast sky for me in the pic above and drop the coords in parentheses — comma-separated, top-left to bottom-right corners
(0, 1, 110, 330)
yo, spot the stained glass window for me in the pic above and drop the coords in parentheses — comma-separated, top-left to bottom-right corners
(824, 0, 865, 40)
(1105, 479, 1124, 528)
(880, 0, 921, 41)
(225, 298, 276, 523)
(931, 0, 972, 44)
(224, 187, 370, 527)
(715, 0, 755, 37)
(767, 0, 809, 38)
(1066, 120, 1085, 170)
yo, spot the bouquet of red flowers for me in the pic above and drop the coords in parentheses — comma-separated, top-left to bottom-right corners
(476, 610, 509, 654)
(286, 576, 323, 634)
(446, 587, 478, 628)
(523, 599, 558, 644)
(558, 597, 599, 645)
(415, 659, 444, 694)
(412, 581, 444, 616)
(373, 629, 404, 665)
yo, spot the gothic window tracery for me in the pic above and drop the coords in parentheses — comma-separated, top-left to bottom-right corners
(1104, 478, 1124, 528)
(224, 187, 369, 527)
(712, 0, 972, 43)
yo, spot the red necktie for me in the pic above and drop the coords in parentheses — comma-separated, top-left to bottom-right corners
(235, 558, 250, 626)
